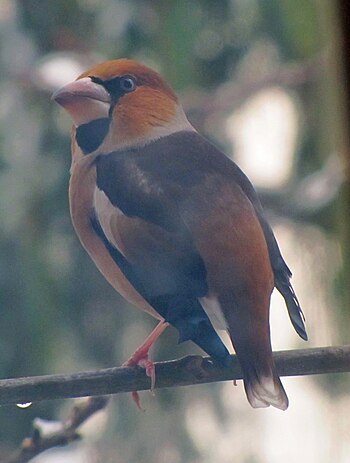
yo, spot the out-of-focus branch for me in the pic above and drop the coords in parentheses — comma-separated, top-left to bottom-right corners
(7, 396, 108, 463)
(241, 153, 345, 226)
(183, 51, 327, 117)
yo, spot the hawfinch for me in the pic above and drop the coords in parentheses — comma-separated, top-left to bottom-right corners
(53, 59, 307, 410)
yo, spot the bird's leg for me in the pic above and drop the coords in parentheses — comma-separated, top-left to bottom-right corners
(123, 320, 169, 409)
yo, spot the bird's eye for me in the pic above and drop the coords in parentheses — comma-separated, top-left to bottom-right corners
(119, 76, 136, 93)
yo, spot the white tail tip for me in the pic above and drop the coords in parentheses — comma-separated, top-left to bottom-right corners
(245, 375, 289, 411)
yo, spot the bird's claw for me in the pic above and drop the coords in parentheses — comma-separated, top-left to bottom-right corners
(131, 391, 144, 411)
(136, 357, 156, 392)
(123, 354, 156, 409)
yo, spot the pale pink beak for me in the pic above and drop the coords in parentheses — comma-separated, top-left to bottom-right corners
(52, 77, 111, 126)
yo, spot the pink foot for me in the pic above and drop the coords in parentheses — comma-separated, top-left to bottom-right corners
(124, 351, 156, 410)
(122, 321, 168, 409)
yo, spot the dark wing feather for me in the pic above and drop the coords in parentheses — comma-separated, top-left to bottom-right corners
(227, 165, 308, 340)
(170, 132, 308, 341)
(255, 214, 307, 340)
(94, 152, 231, 364)
(191, 136, 308, 340)
(95, 130, 307, 345)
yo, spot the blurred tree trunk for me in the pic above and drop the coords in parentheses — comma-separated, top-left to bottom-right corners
(334, 1, 350, 336)
(337, 0, 350, 176)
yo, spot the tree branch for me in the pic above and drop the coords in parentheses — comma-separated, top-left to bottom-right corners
(1, 345, 349, 406)
(7, 396, 109, 463)
(4, 345, 350, 463)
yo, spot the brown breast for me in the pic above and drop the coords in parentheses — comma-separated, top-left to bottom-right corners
(68, 153, 162, 319)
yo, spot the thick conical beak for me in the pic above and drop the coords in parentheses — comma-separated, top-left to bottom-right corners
(52, 77, 111, 126)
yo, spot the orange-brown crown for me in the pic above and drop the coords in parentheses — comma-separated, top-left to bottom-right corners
(54, 59, 191, 154)
(91, 60, 180, 146)
(78, 59, 178, 103)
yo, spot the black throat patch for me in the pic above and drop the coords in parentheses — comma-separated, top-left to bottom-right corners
(76, 117, 110, 154)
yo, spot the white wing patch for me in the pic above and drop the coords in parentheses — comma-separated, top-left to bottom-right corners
(93, 187, 125, 254)
(199, 295, 228, 331)
(93, 188, 230, 333)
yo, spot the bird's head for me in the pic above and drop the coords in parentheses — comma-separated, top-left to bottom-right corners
(53, 59, 193, 156)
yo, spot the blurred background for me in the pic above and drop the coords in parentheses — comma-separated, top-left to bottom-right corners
(0, 0, 349, 462)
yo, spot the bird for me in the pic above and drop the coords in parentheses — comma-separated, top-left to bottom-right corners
(53, 58, 307, 410)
